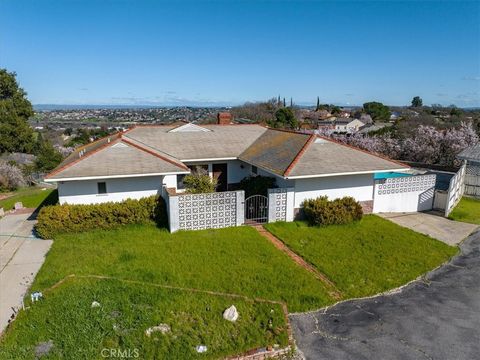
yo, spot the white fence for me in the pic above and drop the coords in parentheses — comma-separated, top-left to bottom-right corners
(465, 163, 480, 197)
(165, 189, 244, 232)
(267, 188, 295, 222)
(372, 174, 437, 213)
(445, 163, 467, 217)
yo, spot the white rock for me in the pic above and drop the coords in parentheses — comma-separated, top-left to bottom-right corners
(196, 345, 208, 353)
(145, 323, 171, 337)
(0, 208, 4, 217)
(91, 301, 101, 308)
(223, 305, 239, 322)
(14, 202, 23, 210)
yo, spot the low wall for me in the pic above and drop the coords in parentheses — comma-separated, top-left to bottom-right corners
(445, 163, 466, 217)
(166, 189, 245, 232)
(267, 188, 294, 222)
(372, 174, 437, 213)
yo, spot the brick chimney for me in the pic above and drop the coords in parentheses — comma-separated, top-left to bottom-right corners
(217, 112, 233, 125)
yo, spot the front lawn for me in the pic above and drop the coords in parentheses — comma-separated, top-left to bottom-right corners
(0, 187, 57, 211)
(0, 225, 331, 358)
(265, 215, 457, 298)
(31, 225, 333, 312)
(448, 197, 480, 225)
(0, 277, 288, 359)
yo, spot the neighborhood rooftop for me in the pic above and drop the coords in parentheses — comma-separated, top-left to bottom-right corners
(46, 123, 407, 181)
(457, 144, 480, 162)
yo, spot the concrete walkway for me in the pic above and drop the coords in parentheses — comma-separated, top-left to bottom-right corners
(0, 212, 52, 334)
(291, 230, 480, 360)
(379, 212, 478, 245)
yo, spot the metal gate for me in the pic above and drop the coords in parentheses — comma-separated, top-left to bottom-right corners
(244, 195, 268, 224)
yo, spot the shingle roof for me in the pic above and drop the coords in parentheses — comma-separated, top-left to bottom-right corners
(46, 124, 407, 181)
(286, 137, 407, 177)
(457, 144, 480, 162)
(124, 124, 267, 160)
(46, 139, 188, 180)
(239, 130, 312, 176)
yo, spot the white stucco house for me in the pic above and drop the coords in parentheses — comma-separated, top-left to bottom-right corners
(44, 119, 414, 213)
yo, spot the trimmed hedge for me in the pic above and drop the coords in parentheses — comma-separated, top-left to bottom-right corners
(301, 196, 363, 226)
(35, 196, 166, 239)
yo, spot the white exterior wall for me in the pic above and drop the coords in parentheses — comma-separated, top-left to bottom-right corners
(227, 160, 251, 184)
(58, 176, 164, 205)
(293, 174, 375, 208)
(372, 174, 436, 213)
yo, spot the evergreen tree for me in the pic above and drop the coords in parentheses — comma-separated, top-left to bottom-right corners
(283, 97, 286, 107)
(411, 96, 423, 107)
(272, 108, 298, 129)
(316, 96, 320, 111)
(0, 69, 35, 154)
(34, 139, 63, 172)
(290, 97, 293, 107)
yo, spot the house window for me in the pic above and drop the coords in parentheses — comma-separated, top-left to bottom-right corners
(251, 165, 258, 175)
(177, 174, 186, 190)
(97, 182, 107, 194)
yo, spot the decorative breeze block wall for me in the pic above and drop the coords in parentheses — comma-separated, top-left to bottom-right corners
(268, 188, 294, 223)
(445, 163, 466, 216)
(372, 174, 436, 213)
(167, 190, 245, 232)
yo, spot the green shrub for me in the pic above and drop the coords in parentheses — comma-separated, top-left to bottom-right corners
(239, 175, 277, 197)
(301, 196, 363, 226)
(35, 196, 166, 239)
(183, 173, 217, 193)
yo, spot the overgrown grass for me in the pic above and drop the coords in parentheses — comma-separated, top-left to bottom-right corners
(0, 187, 57, 211)
(265, 215, 457, 298)
(448, 197, 480, 225)
(0, 277, 288, 359)
(31, 225, 333, 312)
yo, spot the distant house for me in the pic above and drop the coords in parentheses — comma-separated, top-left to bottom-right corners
(333, 118, 365, 133)
(359, 114, 373, 124)
(390, 111, 401, 120)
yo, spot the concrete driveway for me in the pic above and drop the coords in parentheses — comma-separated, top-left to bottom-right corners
(379, 212, 478, 245)
(291, 230, 480, 360)
(0, 212, 52, 334)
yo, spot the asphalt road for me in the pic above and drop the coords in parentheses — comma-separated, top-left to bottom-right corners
(291, 230, 480, 360)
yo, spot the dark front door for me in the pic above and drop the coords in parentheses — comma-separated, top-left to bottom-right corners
(212, 163, 228, 191)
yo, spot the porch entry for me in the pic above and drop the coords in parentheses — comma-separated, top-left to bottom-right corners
(244, 195, 268, 224)
(212, 163, 228, 191)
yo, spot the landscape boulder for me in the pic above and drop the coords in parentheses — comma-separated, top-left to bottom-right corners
(14, 202, 23, 210)
(91, 301, 101, 308)
(222, 305, 239, 322)
(34, 340, 54, 358)
(145, 323, 171, 337)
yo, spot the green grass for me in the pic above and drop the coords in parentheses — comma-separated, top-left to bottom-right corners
(0, 187, 57, 211)
(0, 277, 288, 360)
(31, 225, 333, 312)
(265, 215, 457, 298)
(448, 197, 480, 225)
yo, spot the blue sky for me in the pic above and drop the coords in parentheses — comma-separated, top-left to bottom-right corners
(1, 0, 479, 107)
